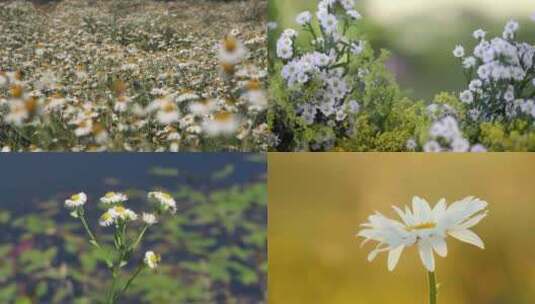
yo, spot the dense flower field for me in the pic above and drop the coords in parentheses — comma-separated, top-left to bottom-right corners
(0, 0, 272, 151)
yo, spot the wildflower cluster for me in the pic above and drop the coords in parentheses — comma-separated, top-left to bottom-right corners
(455, 21, 535, 122)
(272, 0, 363, 150)
(64, 190, 176, 303)
(414, 20, 535, 152)
(269, 0, 424, 151)
(0, 0, 271, 151)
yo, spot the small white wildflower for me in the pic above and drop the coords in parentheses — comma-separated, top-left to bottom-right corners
(65, 192, 87, 208)
(100, 192, 128, 204)
(148, 191, 177, 214)
(144, 251, 161, 269)
(296, 11, 312, 25)
(460, 90, 474, 104)
(473, 29, 486, 40)
(453, 45, 465, 58)
(142, 213, 158, 225)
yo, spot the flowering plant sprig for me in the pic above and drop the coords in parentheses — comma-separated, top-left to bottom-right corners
(455, 21, 535, 122)
(64, 190, 176, 303)
(357, 196, 488, 303)
(272, 0, 364, 150)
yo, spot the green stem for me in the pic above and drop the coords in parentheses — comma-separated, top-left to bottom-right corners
(78, 209, 101, 249)
(116, 264, 145, 300)
(427, 271, 437, 304)
(132, 224, 149, 250)
(107, 268, 118, 304)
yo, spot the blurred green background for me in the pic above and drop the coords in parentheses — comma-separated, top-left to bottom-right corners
(0, 153, 266, 303)
(268, 0, 535, 100)
(268, 153, 535, 304)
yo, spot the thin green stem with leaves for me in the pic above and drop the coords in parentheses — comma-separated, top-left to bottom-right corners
(78, 209, 101, 249)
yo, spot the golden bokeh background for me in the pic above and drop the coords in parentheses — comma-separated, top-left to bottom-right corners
(268, 153, 535, 304)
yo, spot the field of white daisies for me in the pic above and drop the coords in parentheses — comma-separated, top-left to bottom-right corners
(268, 0, 535, 151)
(0, 0, 272, 151)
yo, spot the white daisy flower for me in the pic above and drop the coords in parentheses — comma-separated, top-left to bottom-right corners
(144, 251, 161, 269)
(148, 191, 177, 214)
(100, 192, 128, 204)
(142, 213, 158, 225)
(357, 196, 488, 272)
(99, 210, 115, 227)
(65, 192, 87, 208)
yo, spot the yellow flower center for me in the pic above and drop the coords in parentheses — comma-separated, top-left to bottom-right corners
(223, 36, 237, 53)
(101, 212, 111, 221)
(213, 111, 232, 122)
(150, 254, 160, 264)
(105, 192, 115, 198)
(10, 84, 23, 98)
(406, 222, 436, 231)
(71, 194, 81, 201)
(161, 192, 172, 200)
(115, 206, 126, 214)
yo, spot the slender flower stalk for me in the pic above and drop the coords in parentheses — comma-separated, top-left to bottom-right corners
(428, 271, 437, 304)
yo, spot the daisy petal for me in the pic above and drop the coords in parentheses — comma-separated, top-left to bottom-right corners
(418, 240, 435, 272)
(387, 245, 404, 271)
(449, 229, 485, 249)
(431, 237, 448, 257)
(459, 211, 488, 229)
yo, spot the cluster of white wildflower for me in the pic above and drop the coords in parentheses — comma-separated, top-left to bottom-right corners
(274, 0, 365, 148)
(424, 116, 486, 152)
(64, 187, 170, 300)
(99, 205, 138, 227)
(420, 103, 486, 152)
(454, 20, 535, 122)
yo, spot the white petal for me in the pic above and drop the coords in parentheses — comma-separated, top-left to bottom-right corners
(412, 196, 432, 222)
(387, 245, 404, 271)
(392, 205, 410, 225)
(459, 211, 488, 229)
(431, 237, 448, 257)
(368, 248, 380, 261)
(432, 198, 446, 219)
(418, 240, 435, 272)
(449, 229, 485, 249)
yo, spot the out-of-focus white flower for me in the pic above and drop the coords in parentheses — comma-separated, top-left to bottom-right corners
(218, 35, 247, 65)
(100, 206, 137, 226)
(473, 29, 486, 40)
(148, 191, 177, 214)
(189, 99, 217, 116)
(453, 45, 465, 58)
(142, 213, 158, 225)
(357, 196, 488, 271)
(202, 111, 239, 136)
(65, 192, 87, 208)
(144, 251, 161, 269)
(460, 90, 474, 104)
(100, 192, 128, 204)
(296, 11, 312, 25)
